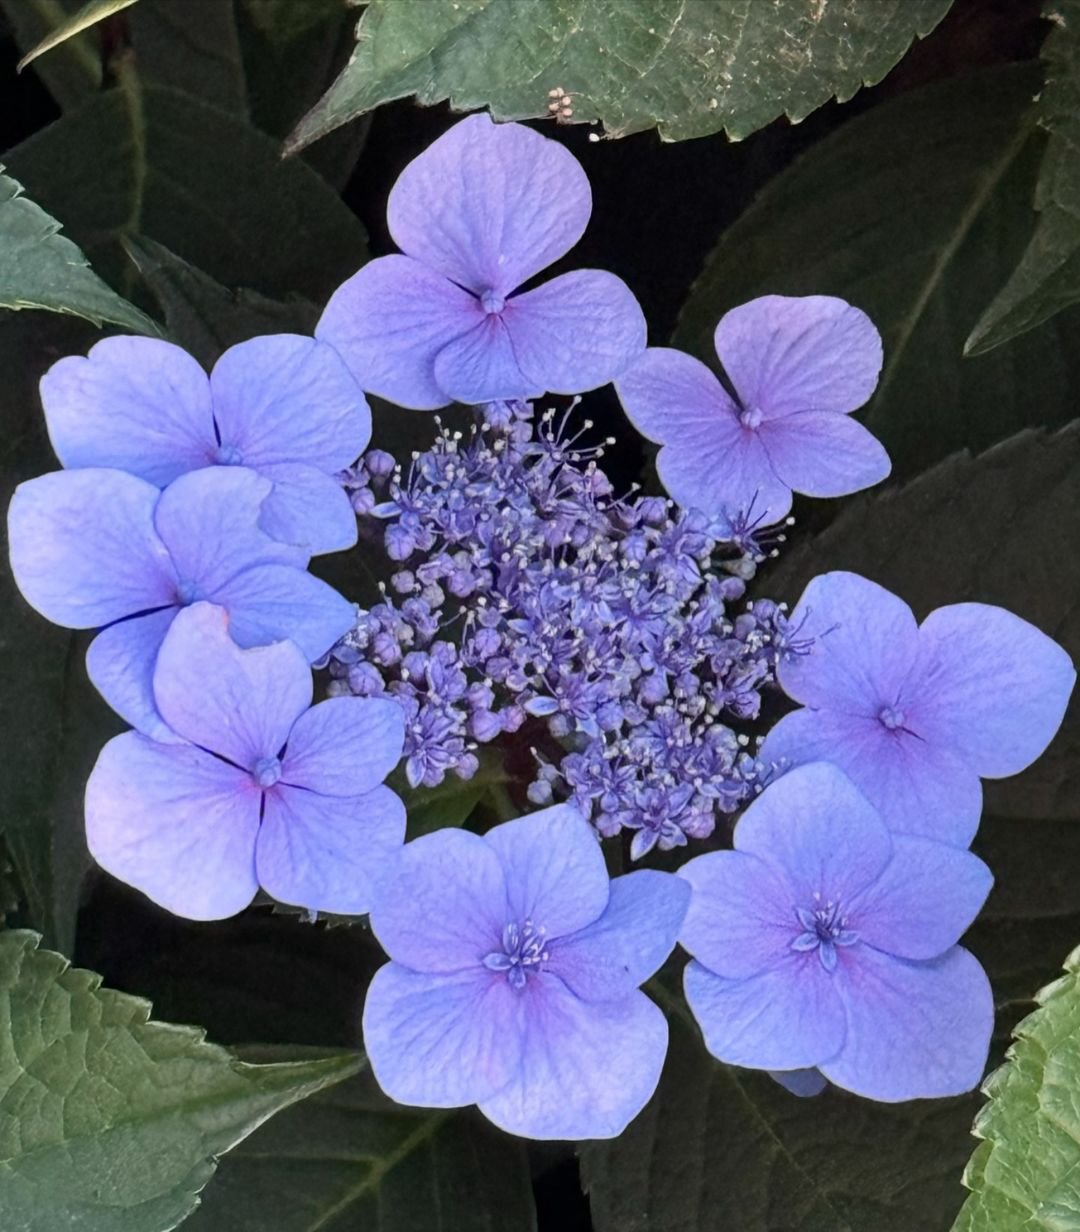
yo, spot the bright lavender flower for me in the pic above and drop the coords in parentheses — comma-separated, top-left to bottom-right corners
(39, 334, 370, 554)
(615, 295, 890, 524)
(85, 603, 405, 920)
(362, 804, 689, 1139)
(679, 762, 994, 1102)
(317, 114, 646, 408)
(760, 571, 1076, 846)
(7, 466, 353, 739)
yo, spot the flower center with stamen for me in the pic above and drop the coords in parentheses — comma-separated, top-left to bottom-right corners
(738, 405, 764, 431)
(175, 579, 199, 605)
(878, 705, 905, 731)
(480, 289, 506, 315)
(790, 893, 859, 972)
(483, 919, 549, 990)
(215, 443, 245, 466)
(252, 756, 282, 789)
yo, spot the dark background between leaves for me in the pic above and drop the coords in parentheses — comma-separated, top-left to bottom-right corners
(2, 1, 1077, 1229)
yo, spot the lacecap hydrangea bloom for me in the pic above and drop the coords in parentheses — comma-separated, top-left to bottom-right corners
(362, 804, 690, 1139)
(679, 762, 994, 1101)
(317, 114, 647, 408)
(7, 466, 354, 739)
(38, 333, 370, 555)
(615, 295, 890, 524)
(86, 603, 406, 920)
(760, 571, 1076, 845)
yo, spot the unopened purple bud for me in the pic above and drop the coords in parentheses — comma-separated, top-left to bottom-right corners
(455, 753, 480, 780)
(527, 779, 554, 805)
(372, 631, 402, 667)
(470, 709, 503, 742)
(391, 570, 416, 594)
(386, 525, 416, 561)
(596, 701, 624, 732)
(502, 704, 527, 732)
(420, 582, 445, 608)
(471, 628, 502, 659)
(549, 714, 572, 738)
(639, 496, 668, 525)
(401, 651, 429, 679)
(365, 448, 396, 478)
(467, 682, 495, 710)
(448, 568, 476, 598)
(351, 487, 376, 515)
(639, 672, 668, 704)
(347, 662, 385, 696)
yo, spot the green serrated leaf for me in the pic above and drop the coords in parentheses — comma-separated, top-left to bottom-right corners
(285, 0, 951, 153)
(764, 422, 1080, 821)
(675, 65, 1080, 480)
(966, 0, 1080, 354)
(0, 166, 158, 335)
(5, 78, 368, 304)
(951, 944, 1080, 1232)
(16, 0, 138, 71)
(185, 1047, 536, 1232)
(124, 236, 318, 367)
(0, 931, 362, 1232)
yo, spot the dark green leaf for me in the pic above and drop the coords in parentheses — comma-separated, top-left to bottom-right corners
(966, 0, 1080, 354)
(0, 931, 362, 1232)
(186, 1048, 536, 1232)
(5, 78, 368, 304)
(16, 0, 137, 72)
(285, 0, 951, 153)
(675, 65, 1080, 479)
(582, 1005, 978, 1232)
(951, 944, 1080, 1231)
(0, 0, 103, 109)
(764, 422, 1080, 820)
(0, 166, 158, 334)
(124, 236, 318, 367)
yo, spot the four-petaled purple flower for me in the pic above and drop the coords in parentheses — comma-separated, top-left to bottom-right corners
(40, 334, 370, 555)
(7, 466, 354, 739)
(679, 762, 994, 1102)
(317, 114, 646, 409)
(85, 602, 406, 920)
(760, 571, 1076, 846)
(615, 295, 890, 524)
(362, 804, 690, 1139)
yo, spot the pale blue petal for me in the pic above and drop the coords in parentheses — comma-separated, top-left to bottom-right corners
(776, 571, 920, 716)
(677, 850, 796, 979)
(41, 336, 214, 485)
(210, 334, 371, 471)
(8, 469, 176, 628)
(86, 608, 180, 741)
(256, 461, 358, 556)
(714, 295, 882, 420)
(912, 603, 1076, 778)
(759, 707, 983, 846)
(769, 1068, 827, 1098)
(281, 696, 404, 796)
(547, 870, 690, 1002)
(848, 837, 992, 959)
(479, 977, 667, 1140)
(209, 562, 355, 663)
(760, 411, 890, 498)
(369, 828, 509, 972)
(433, 312, 540, 405)
(484, 804, 609, 938)
(506, 270, 646, 395)
(615, 346, 736, 445)
(683, 957, 846, 1071)
(152, 602, 311, 768)
(257, 783, 406, 915)
(734, 762, 892, 905)
(822, 946, 992, 1101)
(317, 255, 476, 410)
(363, 963, 526, 1107)
(85, 732, 259, 920)
(387, 113, 590, 296)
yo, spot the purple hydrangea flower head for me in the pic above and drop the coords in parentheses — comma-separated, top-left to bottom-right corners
(678, 762, 994, 1102)
(7, 465, 354, 739)
(317, 114, 647, 409)
(362, 804, 690, 1139)
(85, 602, 406, 920)
(759, 571, 1076, 846)
(615, 295, 890, 524)
(39, 334, 370, 554)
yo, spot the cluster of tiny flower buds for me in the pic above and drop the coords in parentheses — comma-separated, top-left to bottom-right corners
(328, 401, 809, 857)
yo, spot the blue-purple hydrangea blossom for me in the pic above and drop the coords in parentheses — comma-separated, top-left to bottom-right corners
(38, 333, 370, 555)
(7, 466, 354, 739)
(85, 602, 406, 920)
(329, 408, 803, 855)
(317, 114, 647, 408)
(679, 761, 994, 1101)
(615, 295, 890, 525)
(362, 804, 689, 1139)
(759, 571, 1077, 846)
